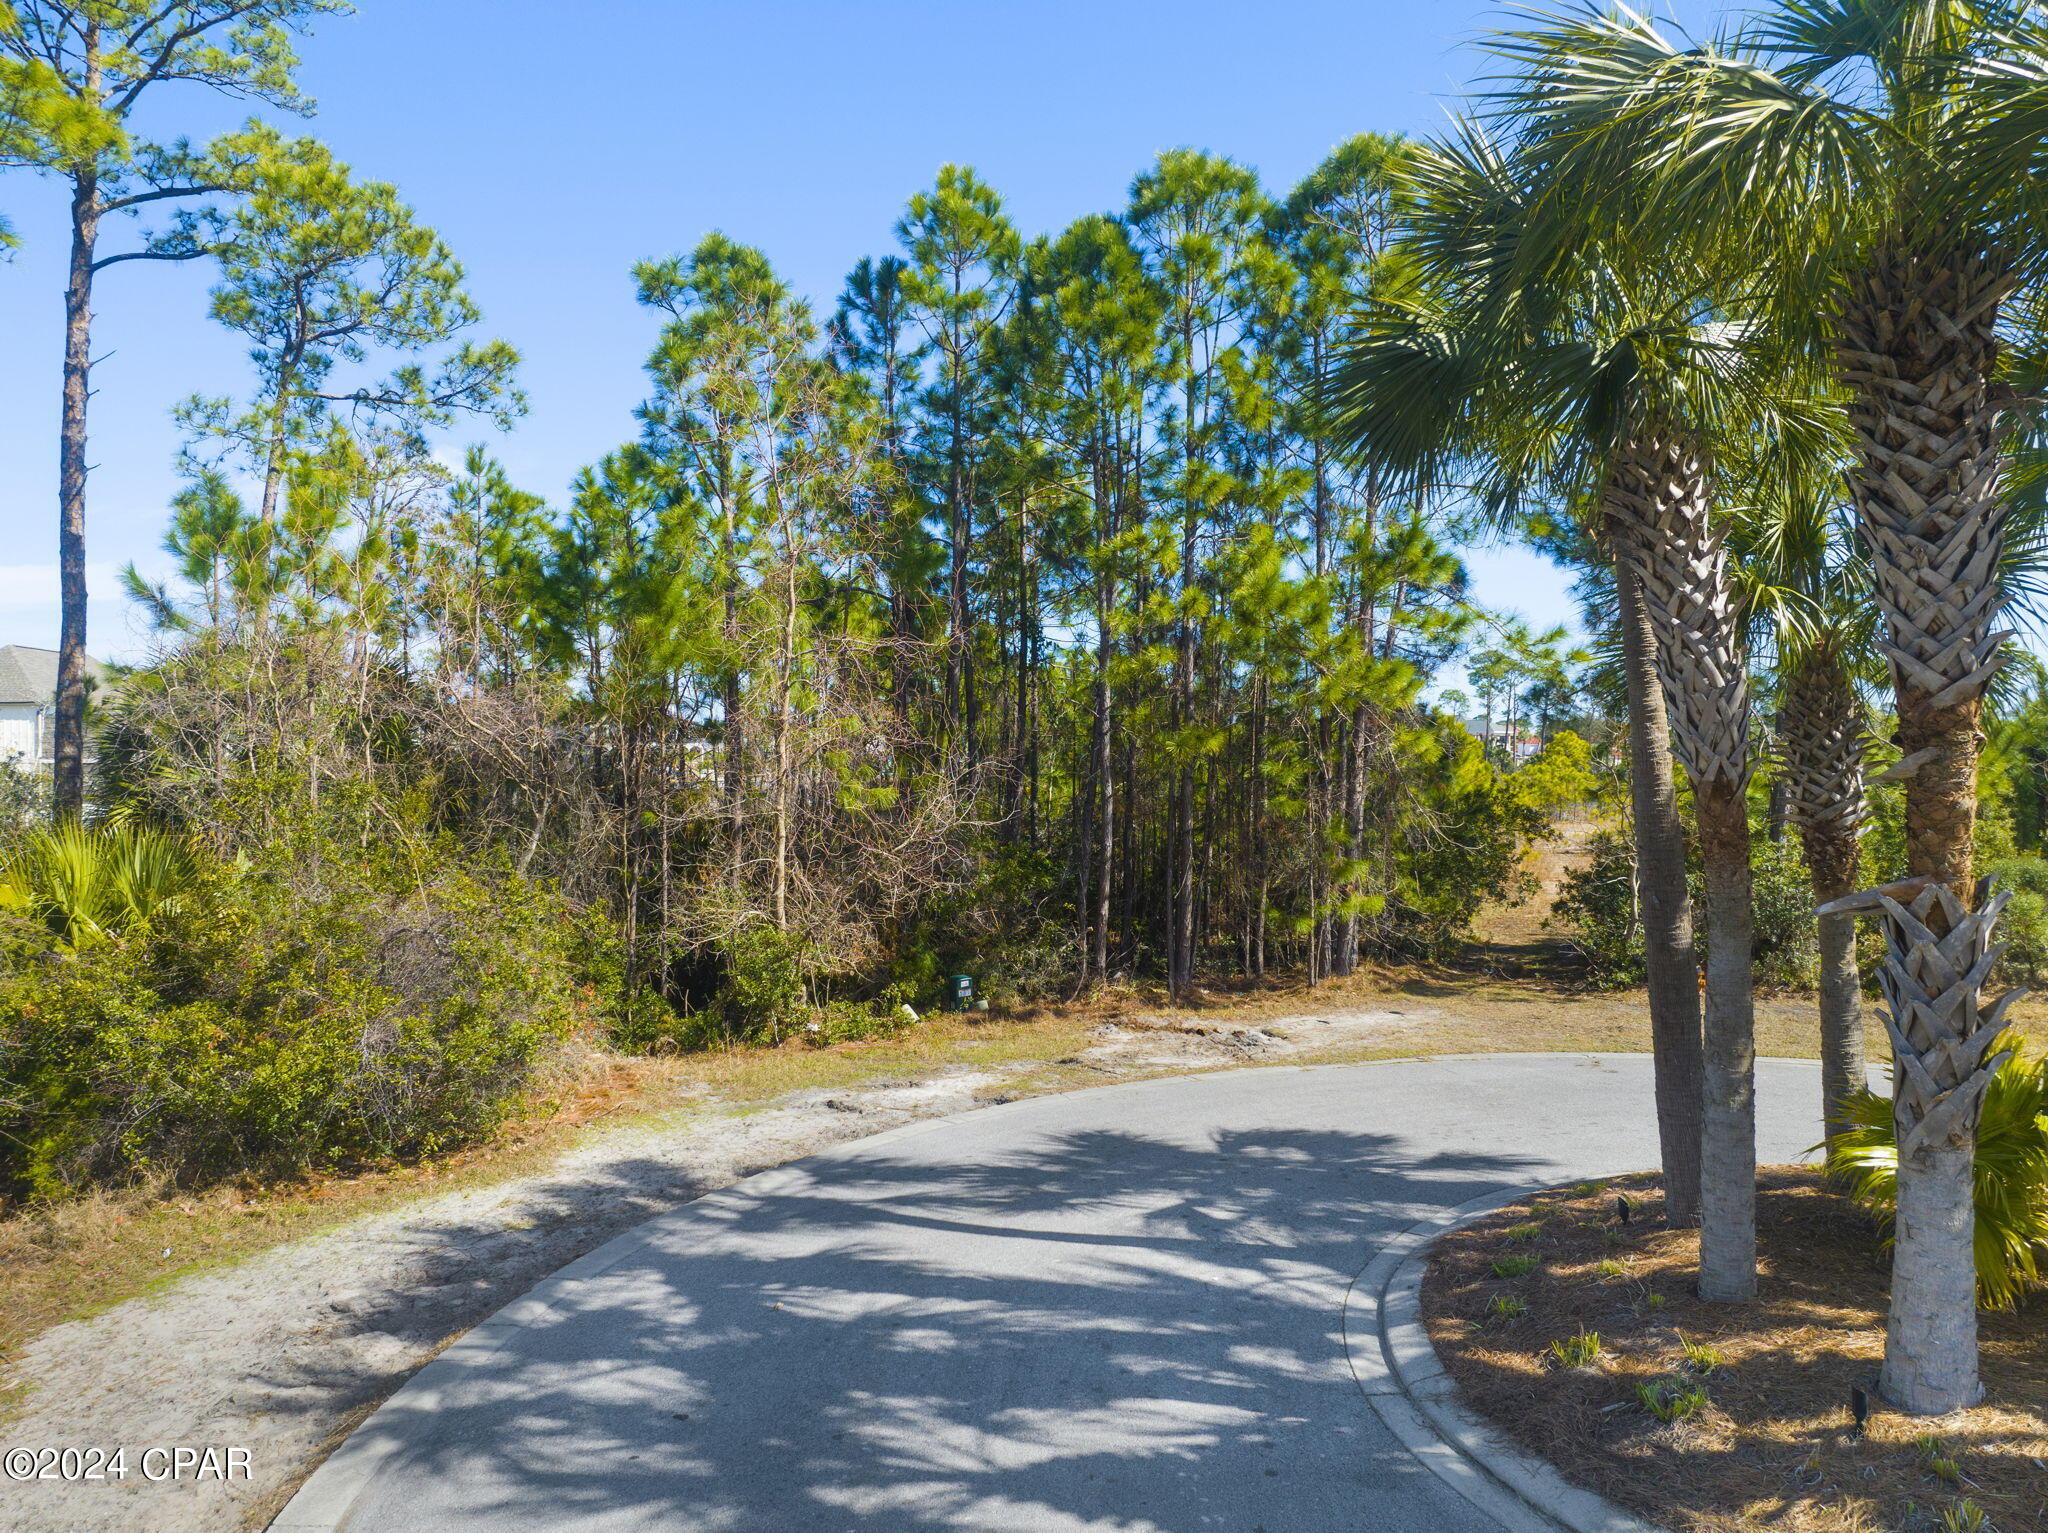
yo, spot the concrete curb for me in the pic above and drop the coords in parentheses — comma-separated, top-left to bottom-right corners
(1346, 1189, 1671, 1533)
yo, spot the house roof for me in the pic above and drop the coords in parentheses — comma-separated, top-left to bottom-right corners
(0, 646, 111, 707)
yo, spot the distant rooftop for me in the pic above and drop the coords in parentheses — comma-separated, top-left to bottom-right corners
(0, 645, 112, 707)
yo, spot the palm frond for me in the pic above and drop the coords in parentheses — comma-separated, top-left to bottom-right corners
(1827, 1037, 2048, 1310)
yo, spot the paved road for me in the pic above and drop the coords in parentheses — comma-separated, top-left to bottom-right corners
(277, 1054, 1830, 1533)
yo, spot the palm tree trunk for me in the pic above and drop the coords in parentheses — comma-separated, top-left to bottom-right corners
(1608, 428, 1756, 1300)
(1836, 248, 2018, 1414)
(1778, 647, 1868, 1144)
(1612, 548, 1703, 1226)
(1692, 776, 1757, 1301)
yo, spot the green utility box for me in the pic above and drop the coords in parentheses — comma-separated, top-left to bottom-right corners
(947, 973, 974, 1012)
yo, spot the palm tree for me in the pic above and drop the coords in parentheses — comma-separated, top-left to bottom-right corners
(1328, 129, 1820, 1294)
(1494, 0, 2048, 1416)
(1325, 148, 1700, 1228)
(1734, 461, 1875, 1147)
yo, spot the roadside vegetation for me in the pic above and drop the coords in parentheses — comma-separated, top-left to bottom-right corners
(4, 2, 2048, 1504)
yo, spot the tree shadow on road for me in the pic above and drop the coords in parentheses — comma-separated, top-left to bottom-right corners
(279, 1119, 1545, 1531)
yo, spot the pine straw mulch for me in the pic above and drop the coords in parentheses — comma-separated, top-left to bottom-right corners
(1422, 1168, 2048, 1533)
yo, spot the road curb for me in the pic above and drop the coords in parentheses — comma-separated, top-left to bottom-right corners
(1346, 1188, 1671, 1533)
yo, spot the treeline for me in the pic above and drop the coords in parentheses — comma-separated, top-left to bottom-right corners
(103, 142, 1576, 1038)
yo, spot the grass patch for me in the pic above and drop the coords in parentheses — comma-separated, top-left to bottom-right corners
(1425, 1168, 2048, 1533)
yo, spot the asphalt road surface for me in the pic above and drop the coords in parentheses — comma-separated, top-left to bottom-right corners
(276, 1054, 1830, 1533)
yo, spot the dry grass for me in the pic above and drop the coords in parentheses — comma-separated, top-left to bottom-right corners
(1425, 1169, 2048, 1533)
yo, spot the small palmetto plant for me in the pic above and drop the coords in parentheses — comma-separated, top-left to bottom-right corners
(1939, 1499, 1990, 1533)
(1828, 1044, 2048, 1310)
(1636, 1379, 1708, 1423)
(1676, 1331, 1725, 1374)
(0, 820, 200, 949)
(1916, 1436, 1963, 1487)
(1550, 1329, 1601, 1368)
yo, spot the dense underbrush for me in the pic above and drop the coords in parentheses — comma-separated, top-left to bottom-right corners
(0, 822, 603, 1199)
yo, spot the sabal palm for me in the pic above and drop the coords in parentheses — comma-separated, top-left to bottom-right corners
(1496, 0, 2048, 1415)
(1328, 127, 1822, 1297)
(1730, 458, 1877, 1147)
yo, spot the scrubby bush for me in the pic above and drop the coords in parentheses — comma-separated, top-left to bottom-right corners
(1549, 827, 1818, 988)
(1747, 836, 1820, 991)
(0, 764, 47, 837)
(0, 827, 603, 1198)
(1376, 721, 1547, 961)
(1987, 855, 2048, 986)
(1549, 830, 1643, 984)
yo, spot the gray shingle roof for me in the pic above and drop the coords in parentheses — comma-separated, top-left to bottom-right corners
(0, 645, 111, 706)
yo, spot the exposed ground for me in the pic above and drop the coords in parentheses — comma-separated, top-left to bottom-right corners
(1425, 1170, 2048, 1533)
(3, 817, 2044, 1530)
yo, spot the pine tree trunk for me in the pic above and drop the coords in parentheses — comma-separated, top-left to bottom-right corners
(1613, 548, 1704, 1226)
(1836, 248, 2017, 1414)
(1607, 429, 1756, 1297)
(55, 167, 100, 822)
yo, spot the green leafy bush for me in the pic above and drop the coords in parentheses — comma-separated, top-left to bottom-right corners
(1745, 836, 1820, 990)
(1549, 828, 1819, 988)
(1827, 1039, 2048, 1309)
(0, 832, 600, 1197)
(1548, 830, 1643, 984)
(1988, 856, 2048, 986)
(1379, 721, 1547, 961)
(0, 764, 47, 837)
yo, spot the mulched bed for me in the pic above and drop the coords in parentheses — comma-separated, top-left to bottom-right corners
(1423, 1168, 2048, 1532)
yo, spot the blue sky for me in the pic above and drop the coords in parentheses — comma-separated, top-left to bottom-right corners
(0, 0, 1735, 665)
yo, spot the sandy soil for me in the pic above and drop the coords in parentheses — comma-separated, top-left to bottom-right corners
(0, 1009, 1414, 1532)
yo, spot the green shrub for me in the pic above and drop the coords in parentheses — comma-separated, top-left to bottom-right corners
(806, 995, 918, 1048)
(1989, 856, 2048, 987)
(0, 833, 598, 1197)
(1550, 829, 1819, 988)
(718, 926, 811, 1044)
(1548, 830, 1643, 984)
(0, 764, 47, 837)
(1827, 1039, 2048, 1309)
(1746, 835, 1819, 990)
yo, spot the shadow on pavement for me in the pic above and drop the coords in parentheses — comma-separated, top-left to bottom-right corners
(305, 1116, 1542, 1531)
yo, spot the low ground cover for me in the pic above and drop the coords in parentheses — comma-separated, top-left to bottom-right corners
(1425, 1170, 2048, 1533)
